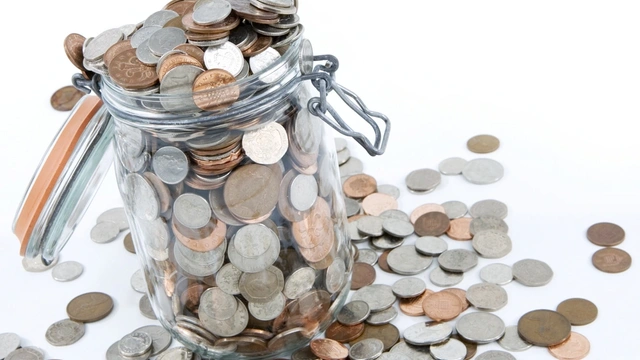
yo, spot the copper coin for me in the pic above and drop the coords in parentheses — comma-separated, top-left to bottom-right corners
(399, 289, 434, 317)
(157, 53, 204, 82)
(173, 219, 226, 252)
(410, 204, 446, 224)
(451, 334, 477, 360)
(362, 193, 398, 217)
(350, 324, 400, 352)
(467, 134, 500, 154)
(349, 214, 366, 223)
(377, 250, 393, 273)
(192, 69, 240, 111)
(422, 291, 463, 322)
(174, 43, 205, 65)
(556, 298, 598, 326)
(108, 48, 159, 90)
(310, 338, 349, 360)
(351, 263, 376, 290)
(50, 86, 85, 111)
(185, 30, 231, 41)
(103, 40, 133, 68)
(182, 12, 241, 34)
(123, 233, 136, 254)
(518, 310, 571, 346)
(165, 0, 195, 15)
(343, 174, 377, 199)
(414, 212, 450, 237)
(180, 283, 210, 315)
(325, 322, 365, 343)
(441, 288, 470, 312)
(446, 217, 473, 240)
(587, 222, 625, 246)
(592, 247, 632, 273)
(66, 292, 114, 323)
(64, 33, 86, 72)
(548, 332, 590, 360)
(292, 197, 334, 253)
(242, 35, 273, 57)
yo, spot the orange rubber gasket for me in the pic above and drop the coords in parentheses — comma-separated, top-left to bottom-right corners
(14, 96, 103, 255)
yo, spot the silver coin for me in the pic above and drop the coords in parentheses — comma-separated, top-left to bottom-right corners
(45, 319, 85, 346)
(51, 261, 84, 282)
(0, 333, 20, 358)
(252, 23, 290, 37)
(475, 350, 517, 360)
(136, 40, 160, 65)
(97, 207, 129, 230)
(339, 157, 364, 177)
(120, 151, 149, 173)
(157, 347, 193, 360)
(229, 23, 252, 47)
(470, 199, 508, 220)
(429, 338, 467, 360)
(193, 0, 231, 25)
(345, 197, 361, 217)
(479, 263, 513, 285)
(438, 157, 467, 175)
(145, 10, 179, 27)
(119, 24, 137, 38)
(216, 263, 243, 295)
(349, 222, 368, 242)
(349, 338, 384, 360)
(84, 28, 123, 61)
(512, 259, 553, 286)
(236, 60, 250, 80)
(90, 221, 120, 244)
(438, 249, 478, 273)
(239, 266, 284, 303)
(233, 224, 275, 258)
(337, 300, 370, 326)
(462, 159, 504, 185)
(455, 312, 505, 344)
(130, 269, 147, 293)
(378, 353, 411, 360)
(466, 283, 508, 311)
(405, 169, 441, 192)
(351, 284, 396, 312)
(131, 25, 162, 48)
(160, 65, 203, 112)
(404, 322, 453, 346)
(148, 27, 186, 57)
(283, 267, 316, 299)
(370, 234, 404, 250)
(415, 236, 448, 256)
(250, 47, 284, 82)
(356, 248, 378, 266)
(357, 216, 384, 237)
(208, 189, 243, 226)
(152, 146, 189, 185)
(392, 277, 426, 298)
(366, 306, 398, 325)
(498, 325, 532, 352)
(387, 246, 433, 275)
(200, 298, 248, 337)
(204, 41, 244, 77)
(376, 184, 400, 199)
(325, 258, 346, 294)
(382, 218, 414, 238)
(5, 347, 44, 360)
(200, 287, 238, 320)
(21, 256, 58, 272)
(106, 341, 151, 360)
(139, 217, 170, 252)
(429, 266, 463, 287)
(289, 174, 318, 212)
(119, 331, 153, 357)
(391, 341, 433, 359)
(189, 37, 229, 47)
(334, 137, 348, 152)
(337, 147, 351, 165)
(174, 240, 225, 277)
(173, 193, 212, 229)
(125, 173, 160, 221)
(257, 0, 293, 7)
(250, 0, 296, 14)
(173, 326, 215, 350)
(242, 122, 289, 165)
(441, 201, 468, 219)
(248, 291, 286, 321)
(472, 230, 512, 259)
(469, 216, 509, 235)
(380, 209, 410, 222)
(134, 325, 172, 356)
(139, 295, 157, 320)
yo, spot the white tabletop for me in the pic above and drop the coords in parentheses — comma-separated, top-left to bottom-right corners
(1, 0, 639, 359)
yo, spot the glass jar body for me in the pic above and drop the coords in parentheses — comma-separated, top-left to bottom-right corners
(104, 52, 353, 358)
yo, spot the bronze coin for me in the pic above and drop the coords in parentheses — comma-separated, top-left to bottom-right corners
(64, 33, 86, 72)
(592, 247, 632, 273)
(410, 203, 446, 225)
(351, 262, 376, 290)
(467, 134, 500, 154)
(174, 43, 206, 66)
(310, 338, 349, 360)
(348, 324, 399, 351)
(66, 292, 114, 323)
(587, 222, 625, 246)
(158, 54, 204, 82)
(446, 217, 473, 241)
(414, 212, 450, 237)
(108, 48, 159, 90)
(556, 298, 598, 326)
(192, 69, 240, 111)
(377, 250, 393, 273)
(165, 0, 195, 15)
(450, 334, 477, 360)
(242, 35, 273, 57)
(185, 30, 231, 41)
(50, 86, 85, 111)
(422, 291, 463, 322)
(361, 193, 398, 217)
(518, 309, 571, 346)
(441, 288, 470, 312)
(325, 321, 365, 343)
(103, 40, 133, 69)
(182, 11, 241, 34)
(123, 232, 136, 254)
(399, 290, 434, 317)
(343, 174, 377, 199)
(548, 332, 590, 360)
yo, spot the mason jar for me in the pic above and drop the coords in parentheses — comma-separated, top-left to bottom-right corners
(13, 35, 389, 359)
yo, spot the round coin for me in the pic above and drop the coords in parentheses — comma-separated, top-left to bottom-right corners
(467, 135, 500, 153)
(556, 298, 598, 326)
(462, 159, 504, 185)
(248, 292, 286, 321)
(152, 146, 189, 185)
(366, 306, 398, 325)
(52, 261, 84, 282)
(362, 193, 398, 217)
(351, 284, 396, 312)
(456, 312, 505, 344)
(351, 263, 376, 290)
(97, 207, 129, 231)
(66, 292, 114, 323)
(338, 301, 371, 326)
(587, 222, 625, 246)
(356, 249, 378, 266)
(243, 122, 289, 165)
(475, 350, 516, 360)
(45, 319, 85, 346)
(90, 221, 120, 244)
(469, 199, 508, 219)
(410, 204, 446, 224)
(414, 212, 450, 237)
(439, 157, 468, 175)
(429, 266, 464, 287)
(310, 338, 349, 360)
(173, 193, 212, 229)
(466, 283, 508, 311)
(109, 48, 159, 90)
(441, 200, 468, 219)
(192, 68, 240, 111)
(422, 291, 463, 321)
(512, 259, 554, 286)
(349, 324, 400, 352)
(415, 236, 448, 256)
(349, 338, 384, 360)
(224, 164, 279, 221)
(548, 332, 590, 360)
(0, 333, 20, 358)
(392, 277, 426, 299)
(382, 218, 414, 238)
(498, 325, 532, 352)
(518, 309, 571, 346)
(479, 263, 513, 285)
(343, 174, 378, 199)
(592, 247, 632, 273)
(5, 347, 45, 360)
(399, 290, 434, 317)
(430, 338, 467, 360)
(283, 267, 316, 299)
(404, 322, 452, 346)
(438, 249, 478, 273)
(119, 332, 153, 357)
(447, 218, 473, 241)
(325, 322, 365, 343)
(387, 246, 433, 275)
(51, 86, 85, 111)
(289, 174, 318, 212)
(134, 325, 172, 356)
(469, 216, 509, 235)
(472, 230, 512, 258)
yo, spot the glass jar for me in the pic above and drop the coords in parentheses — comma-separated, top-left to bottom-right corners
(14, 36, 389, 359)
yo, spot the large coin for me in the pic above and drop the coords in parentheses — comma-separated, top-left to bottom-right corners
(517, 309, 571, 346)
(224, 164, 279, 221)
(587, 222, 625, 246)
(51, 86, 85, 111)
(66, 292, 114, 323)
(45, 319, 85, 346)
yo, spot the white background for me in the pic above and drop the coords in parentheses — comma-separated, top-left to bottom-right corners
(1, 0, 639, 359)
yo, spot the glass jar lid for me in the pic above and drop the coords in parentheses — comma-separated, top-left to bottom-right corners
(13, 95, 115, 264)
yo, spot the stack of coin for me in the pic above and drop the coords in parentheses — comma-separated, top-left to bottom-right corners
(106, 326, 172, 359)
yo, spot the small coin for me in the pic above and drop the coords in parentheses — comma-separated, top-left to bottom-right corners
(467, 135, 500, 153)
(399, 290, 434, 317)
(325, 259, 346, 294)
(587, 222, 625, 246)
(377, 250, 393, 273)
(343, 174, 378, 199)
(283, 267, 316, 299)
(548, 332, 590, 360)
(362, 193, 398, 217)
(337, 301, 371, 326)
(152, 146, 189, 185)
(518, 309, 571, 346)
(289, 174, 318, 212)
(406, 168, 441, 192)
(310, 338, 348, 360)
(466, 283, 508, 311)
(498, 325, 532, 352)
(472, 230, 512, 258)
(119, 331, 153, 357)
(130, 269, 147, 293)
(382, 218, 414, 238)
(357, 216, 384, 237)
(462, 158, 504, 185)
(345, 197, 361, 217)
(366, 306, 398, 325)
(456, 312, 505, 344)
(414, 212, 450, 237)
(422, 291, 463, 322)
(5, 347, 45, 360)
(52, 261, 84, 282)
(438, 249, 478, 273)
(469, 216, 508, 235)
(123, 233, 136, 254)
(351, 263, 376, 290)
(469, 199, 508, 219)
(349, 338, 384, 360)
(134, 325, 172, 356)
(556, 298, 598, 326)
(45, 319, 85, 346)
(512, 259, 553, 286)
(224, 164, 279, 222)
(441, 201, 468, 219)
(410, 204, 446, 224)
(64, 33, 86, 71)
(441, 288, 470, 312)
(248, 292, 286, 321)
(429, 266, 464, 287)
(348, 324, 400, 353)
(479, 263, 513, 285)
(446, 218, 473, 241)
(377, 184, 400, 199)
(340, 157, 364, 177)
(0, 333, 20, 358)
(238, 266, 284, 303)
(592, 247, 632, 273)
(475, 350, 516, 360)
(173, 193, 212, 229)
(90, 221, 120, 244)
(415, 236, 448, 256)
(108, 48, 159, 90)
(139, 294, 157, 320)
(98, 207, 129, 231)
(66, 292, 114, 323)
(439, 157, 468, 175)
(51, 86, 85, 111)
(430, 338, 467, 360)
(243, 122, 289, 165)
(390, 341, 434, 359)
(387, 246, 433, 275)
(191, 68, 239, 111)
(392, 277, 426, 299)
(404, 322, 452, 346)
(356, 249, 379, 266)
(351, 284, 396, 312)
(325, 322, 365, 343)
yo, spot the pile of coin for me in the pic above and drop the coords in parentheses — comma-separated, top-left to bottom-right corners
(105, 325, 172, 359)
